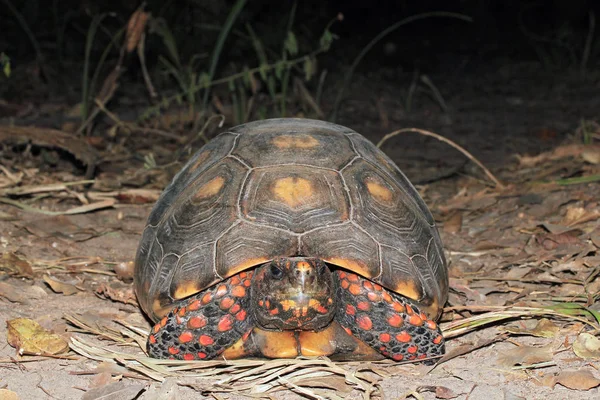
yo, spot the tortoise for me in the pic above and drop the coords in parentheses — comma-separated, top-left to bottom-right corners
(134, 118, 448, 362)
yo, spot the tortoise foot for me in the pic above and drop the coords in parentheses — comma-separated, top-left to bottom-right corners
(334, 271, 444, 364)
(147, 271, 254, 360)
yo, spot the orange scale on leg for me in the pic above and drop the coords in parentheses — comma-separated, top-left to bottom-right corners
(357, 301, 371, 311)
(160, 317, 168, 327)
(199, 335, 214, 346)
(239, 272, 247, 279)
(217, 315, 234, 332)
(396, 331, 412, 343)
(433, 335, 443, 345)
(149, 334, 157, 344)
(346, 273, 359, 282)
(392, 353, 404, 361)
(220, 297, 234, 310)
(231, 285, 246, 298)
(197, 352, 207, 359)
(387, 314, 403, 327)
(230, 303, 241, 314)
(178, 331, 194, 343)
(392, 302, 405, 313)
(349, 284, 362, 296)
(243, 279, 252, 287)
(175, 315, 183, 325)
(367, 292, 380, 302)
(357, 315, 373, 331)
(230, 276, 241, 285)
(363, 280, 374, 290)
(407, 345, 418, 354)
(201, 292, 213, 305)
(178, 307, 187, 317)
(187, 299, 201, 311)
(382, 292, 392, 303)
(408, 314, 424, 327)
(346, 304, 356, 316)
(338, 271, 347, 279)
(215, 285, 228, 298)
(405, 304, 414, 315)
(187, 315, 207, 329)
(236, 309, 247, 321)
(379, 333, 391, 343)
(153, 324, 161, 333)
(183, 353, 195, 361)
(168, 347, 180, 355)
(426, 320, 438, 330)
(340, 279, 350, 289)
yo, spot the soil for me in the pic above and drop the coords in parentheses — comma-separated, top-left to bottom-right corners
(1, 25, 600, 400)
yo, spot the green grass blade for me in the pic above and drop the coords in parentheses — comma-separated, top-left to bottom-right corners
(202, 0, 247, 108)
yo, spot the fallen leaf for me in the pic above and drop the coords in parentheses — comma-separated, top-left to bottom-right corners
(573, 333, 600, 359)
(0, 252, 34, 278)
(0, 282, 47, 303)
(536, 231, 581, 250)
(443, 213, 462, 234)
(43, 275, 80, 295)
(582, 145, 600, 164)
(497, 344, 553, 366)
(6, 317, 69, 355)
(505, 319, 559, 338)
(553, 369, 600, 391)
(140, 378, 179, 400)
(95, 283, 137, 306)
(0, 389, 20, 400)
(81, 382, 145, 400)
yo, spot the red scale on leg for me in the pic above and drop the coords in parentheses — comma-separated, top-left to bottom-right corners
(334, 270, 445, 364)
(147, 272, 254, 360)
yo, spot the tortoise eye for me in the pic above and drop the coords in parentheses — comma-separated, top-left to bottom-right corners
(270, 265, 284, 279)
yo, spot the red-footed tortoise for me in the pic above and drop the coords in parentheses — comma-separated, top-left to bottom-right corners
(135, 118, 448, 362)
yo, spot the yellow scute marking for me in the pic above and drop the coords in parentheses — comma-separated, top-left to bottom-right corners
(272, 134, 319, 149)
(229, 257, 269, 276)
(395, 280, 421, 301)
(325, 257, 371, 277)
(173, 281, 202, 300)
(254, 328, 299, 358)
(272, 177, 313, 208)
(152, 299, 174, 319)
(194, 176, 225, 200)
(296, 261, 312, 272)
(366, 179, 393, 203)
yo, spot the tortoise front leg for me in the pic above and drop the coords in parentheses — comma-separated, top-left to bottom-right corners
(147, 271, 254, 360)
(334, 271, 444, 363)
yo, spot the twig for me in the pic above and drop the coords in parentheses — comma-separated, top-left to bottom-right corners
(377, 127, 504, 188)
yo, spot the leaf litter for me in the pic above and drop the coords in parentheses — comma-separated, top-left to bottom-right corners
(0, 85, 598, 398)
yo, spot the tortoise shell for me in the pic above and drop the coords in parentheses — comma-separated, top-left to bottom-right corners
(134, 118, 448, 322)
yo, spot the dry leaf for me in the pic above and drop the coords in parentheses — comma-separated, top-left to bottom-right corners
(0, 389, 20, 400)
(95, 283, 137, 305)
(582, 145, 600, 164)
(0, 252, 34, 278)
(43, 275, 80, 295)
(81, 382, 145, 400)
(125, 9, 149, 53)
(443, 213, 462, 234)
(553, 369, 600, 391)
(497, 344, 553, 366)
(6, 317, 69, 355)
(505, 319, 559, 338)
(0, 282, 46, 303)
(573, 333, 600, 359)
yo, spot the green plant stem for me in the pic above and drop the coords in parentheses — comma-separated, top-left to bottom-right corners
(330, 12, 472, 122)
(202, 0, 247, 108)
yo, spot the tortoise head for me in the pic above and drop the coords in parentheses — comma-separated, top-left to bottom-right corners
(251, 257, 336, 331)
